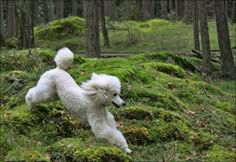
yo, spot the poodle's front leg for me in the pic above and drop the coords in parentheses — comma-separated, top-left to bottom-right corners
(89, 119, 131, 153)
(105, 128, 132, 154)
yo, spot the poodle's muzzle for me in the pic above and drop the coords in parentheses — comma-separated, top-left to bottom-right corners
(112, 96, 126, 108)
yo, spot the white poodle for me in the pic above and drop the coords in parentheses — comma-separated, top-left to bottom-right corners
(25, 47, 74, 110)
(25, 49, 132, 153)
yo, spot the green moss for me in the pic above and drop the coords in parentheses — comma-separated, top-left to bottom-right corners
(71, 57, 154, 84)
(35, 16, 85, 41)
(130, 52, 198, 72)
(205, 144, 235, 162)
(122, 126, 149, 145)
(148, 119, 192, 142)
(118, 106, 155, 120)
(0, 49, 55, 72)
(117, 106, 183, 123)
(34, 16, 85, 52)
(0, 105, 35, 131)
(49, 138, 131, 162)
(74, 147, 131, 162)
(144, 62, 186, 78)
(0, 49, 235, 161)
(5, 146, 50, 162)
(124, 84, 186, 110)
(124, 19, 172, 33)
(1, 104, 82, 144)
(5, 37, 18, 48)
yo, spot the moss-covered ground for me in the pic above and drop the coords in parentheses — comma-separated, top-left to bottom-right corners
(0, 47, 235, 161)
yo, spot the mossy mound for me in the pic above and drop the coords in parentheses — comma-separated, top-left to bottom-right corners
(70, 57, 154, 84)
(0, 49, 235, 161)
(49, 138, 131, 162)
(130, 52, 198, 72)
(123, 19, 172, 33)
(144, 62, 186, 78)
(34, 16, 85, 53)
(0, 49, 55, 72)
(35, 16, 85, 41)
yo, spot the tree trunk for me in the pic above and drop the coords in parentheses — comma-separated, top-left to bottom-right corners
(43, 0, 49, 24)
(0, 0, 5, 38)
(135, 0, 143, 20)
(169, 0, 175, 12)
(184, 0, 192, 23)
(232, 1, 236, 23)
(0, 33, 5, 47)
(104, 0, 116, 20)
(154, 0, 162, 18)
(161, 0, 168, 18)
(34, 0, 38, 25)
(56, 0, 64, 19)
(176, 0, 185, 20)
(7, 0, 16, 38)
(17, 0, 35, 49)
(72, 0, 78, 16)
(193, 0, 200, 50)
(99, 0, 110, 48)
(199, 0, 211, 76)
(84, 0, 100, 58)
(49, 0, 55, 21)
(215, 0, 235, 79)
(143, 0, 154, 20)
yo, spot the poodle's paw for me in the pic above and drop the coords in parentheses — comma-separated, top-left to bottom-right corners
(28, 104, 36, 112)
(125, 148, 132, 154)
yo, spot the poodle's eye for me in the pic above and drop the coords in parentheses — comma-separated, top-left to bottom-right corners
(113, 93, 118, 96)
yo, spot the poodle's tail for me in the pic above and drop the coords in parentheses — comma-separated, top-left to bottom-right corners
(54, 47, 74, 70)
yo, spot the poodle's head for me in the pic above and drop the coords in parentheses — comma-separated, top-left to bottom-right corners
(81, 73, 126, 108)
(54, 47, 74, 70)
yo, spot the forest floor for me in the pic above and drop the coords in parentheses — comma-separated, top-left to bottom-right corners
(0, 17, 235, 161)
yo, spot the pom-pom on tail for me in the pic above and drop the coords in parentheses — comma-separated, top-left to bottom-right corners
(54, 47, 74, 70)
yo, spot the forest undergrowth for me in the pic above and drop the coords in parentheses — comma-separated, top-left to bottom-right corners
(0, 17, 235, 161)
(0, 49, 235, 161)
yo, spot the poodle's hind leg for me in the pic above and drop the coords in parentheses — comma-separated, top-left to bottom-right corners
(25, 86, 58, 111)
(25, 87, 36, 111)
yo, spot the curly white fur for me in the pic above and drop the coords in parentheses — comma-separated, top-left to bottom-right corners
(25, 49, 131, 153)
(25, 47, 74, 110)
